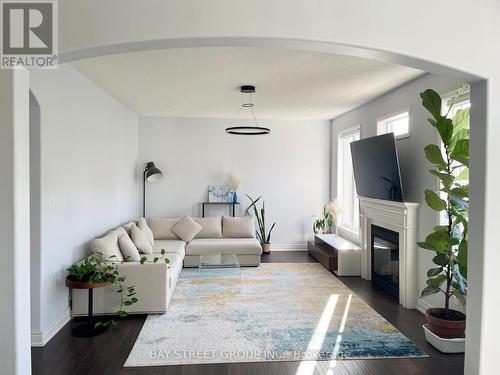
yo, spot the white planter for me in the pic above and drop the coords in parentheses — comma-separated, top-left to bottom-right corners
(423, 324, 465, 353)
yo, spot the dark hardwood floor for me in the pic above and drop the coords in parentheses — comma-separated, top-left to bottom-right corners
(32, 251, 464, 375)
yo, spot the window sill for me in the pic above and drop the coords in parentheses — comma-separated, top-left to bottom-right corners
(338, 226, 360, 246)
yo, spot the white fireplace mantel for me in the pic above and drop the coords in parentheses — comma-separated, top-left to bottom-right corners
(358, 196, 420, 309)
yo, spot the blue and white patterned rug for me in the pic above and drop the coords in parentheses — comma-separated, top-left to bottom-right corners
(125, 263, 426, 366)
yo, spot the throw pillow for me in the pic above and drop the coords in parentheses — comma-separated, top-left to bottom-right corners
(172, 216, 202, 242)
(138, 217, 154, 246)
(118, 233, 141, 262)
(222, 216, 256, 238)
(131, 224, 153, 254)
(122, 221, 136, 235)
(90, 231, 124, 262)
(193, 216, 222, 238)
(148, 217, 180, 240)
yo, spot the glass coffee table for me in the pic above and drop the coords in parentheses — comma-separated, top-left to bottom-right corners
(199, 253, 240, 269)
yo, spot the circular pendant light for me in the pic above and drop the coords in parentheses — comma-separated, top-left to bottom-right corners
(225, 85, 271, 136)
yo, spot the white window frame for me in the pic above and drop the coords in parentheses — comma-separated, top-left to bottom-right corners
(377, 109, 410, 139)
(337, 125, 361, 238)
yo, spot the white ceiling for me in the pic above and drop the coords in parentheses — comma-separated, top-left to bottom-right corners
(71, 47, 423, 120)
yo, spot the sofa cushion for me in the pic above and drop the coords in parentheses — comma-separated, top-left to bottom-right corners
(172, 216, 202, 242)
(153, 240, 186, 257)
(186, 238, 262, 256)
(148, 217, 180, 240)
(193, 216, 222, 238)
(90, 231, 124, 262)
(118, 233, 141, 262)
(138, 217, 154, 246)
(222, 216, 255, 238)
(131, 224, 153, 254)
(139, 253, 183, 294)
(122, 221, 136, 235)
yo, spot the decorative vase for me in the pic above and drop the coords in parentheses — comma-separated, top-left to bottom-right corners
(425, 308, 466, 339)
(233, 191, 238, 203)
(262, 243, 271, 254)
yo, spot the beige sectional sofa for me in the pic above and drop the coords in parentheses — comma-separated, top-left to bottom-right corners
(72, 215, 261, 316)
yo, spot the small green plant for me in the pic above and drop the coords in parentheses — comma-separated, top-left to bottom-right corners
(246, 194, 276, 245)
(417, 86, 469, 314)
(67, 250, 169, 327)
(312, 201, 339, 234)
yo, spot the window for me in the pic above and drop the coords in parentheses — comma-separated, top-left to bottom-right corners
(377, 110, 410, 139)
(337, 126, 361, 233)
(439, 89, 470, 225)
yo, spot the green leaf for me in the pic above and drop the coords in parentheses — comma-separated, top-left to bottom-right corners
(140, 257, 147, 265)
(118, 310, 128, 317)
(427, 273, 447, 288)
(424, 189, 447, 211)
(435, 117, 454, 145)
(160, 249, 166, 255)
(424, 145, 447, 169)
(452, 108, 470, 133)
(451, 187, 468, 199)
(153, 257, 159, 263)
(451, 139, 469, 159)
(421, 89, 442, 120)
(456, 168, 469, 181)
(417, 241, 435, 251)
(426, 231, 450, 253)
(429, 170, 454, 188)
(421, 286, 441, 297)
(457, 240, 467, 280)
(427, 267, 443, 277)
(433, 253, 448, 267)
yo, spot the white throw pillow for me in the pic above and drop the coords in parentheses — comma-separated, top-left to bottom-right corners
(122, 221, 136, 235)
(90, 231, 124, 262)
(138, 217, 154, 246)
(193, 216, 222, 238)
(131, 224, 153, 254)
(118, 233, 141, 262)
(148, 217, 180, 240)
(172, 216, 202, 242)
(222, 216, 256, 238)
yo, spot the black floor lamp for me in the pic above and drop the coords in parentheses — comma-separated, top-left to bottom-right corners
(143, 161, 163, 217)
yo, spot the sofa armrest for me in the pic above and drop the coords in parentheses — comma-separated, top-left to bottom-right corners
(71, 261, 169, 316)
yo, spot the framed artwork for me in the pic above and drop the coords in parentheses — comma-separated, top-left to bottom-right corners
(208, 185, 234, 203)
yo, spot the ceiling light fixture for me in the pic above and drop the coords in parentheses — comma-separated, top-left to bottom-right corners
(225, 85, 270, 136)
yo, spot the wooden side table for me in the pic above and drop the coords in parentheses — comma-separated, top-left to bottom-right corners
(65, 277, 111, 337)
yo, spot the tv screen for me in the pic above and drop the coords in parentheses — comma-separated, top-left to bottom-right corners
(350, 133, 404, 202)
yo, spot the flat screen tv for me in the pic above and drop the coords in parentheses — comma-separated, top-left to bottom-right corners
(350, 133, 404, 202)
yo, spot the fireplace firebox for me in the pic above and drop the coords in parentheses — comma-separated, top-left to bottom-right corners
(371, 225, 399, 299)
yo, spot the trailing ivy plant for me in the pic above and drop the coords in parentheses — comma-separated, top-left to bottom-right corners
(67, 250, 169, 327)
(417, 86, 469, 313)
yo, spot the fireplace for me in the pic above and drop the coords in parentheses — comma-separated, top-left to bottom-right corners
(371, 225, 399, 299)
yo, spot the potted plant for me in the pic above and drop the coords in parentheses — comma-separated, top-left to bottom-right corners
(313, 200, 340, 236)
(417, 87, 469, 345)
(67, 251, 168, 327)
(246, 194, 276, 253)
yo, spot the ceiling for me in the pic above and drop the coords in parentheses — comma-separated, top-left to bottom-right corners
(71, 47, 423, 120)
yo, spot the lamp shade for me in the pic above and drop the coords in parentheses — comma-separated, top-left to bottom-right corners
(145, 161, 163, 182)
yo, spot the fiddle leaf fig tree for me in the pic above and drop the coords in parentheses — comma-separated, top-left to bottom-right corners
(417, 86, 469, 311)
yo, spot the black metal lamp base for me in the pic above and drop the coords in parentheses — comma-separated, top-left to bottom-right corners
(71, 322, 108, 337)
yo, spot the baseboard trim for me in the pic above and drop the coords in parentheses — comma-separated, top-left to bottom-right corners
(270, 243, 307, 252)
(31, 307, 71, 347)
(416, 298, 433, 315)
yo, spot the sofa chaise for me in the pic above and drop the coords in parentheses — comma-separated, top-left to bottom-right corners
(72, 215, 262, 316)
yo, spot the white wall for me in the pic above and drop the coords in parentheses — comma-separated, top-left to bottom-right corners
(331, 73, 465, 310)
(139, 117, 331, 247)
(29, 64, 139, 343)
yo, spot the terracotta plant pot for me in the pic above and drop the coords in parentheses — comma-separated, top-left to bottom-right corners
(425, 308, 466, 339)
(262, 243, 271, 254)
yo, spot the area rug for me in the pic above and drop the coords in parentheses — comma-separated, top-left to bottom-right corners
(125, 263, 426, 366)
